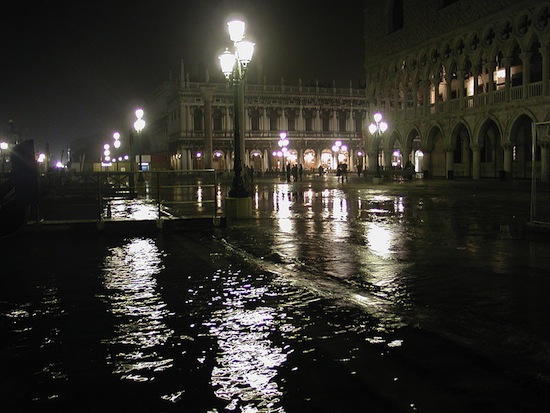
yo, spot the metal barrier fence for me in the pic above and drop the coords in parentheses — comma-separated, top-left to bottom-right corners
(32, 169, 222, 222)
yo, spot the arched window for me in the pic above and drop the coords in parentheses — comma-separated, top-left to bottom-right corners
(213, 108, 223, 131)
(250, 108, 260, 131)
(322, 110, 330, 132)
(193, 108, 203, 131)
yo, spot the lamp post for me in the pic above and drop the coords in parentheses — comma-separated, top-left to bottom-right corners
(332, 140, 348, 181)
(278, 132, 289, 181)
(219, 19, 255, 197)
(368, 112, 388, 179)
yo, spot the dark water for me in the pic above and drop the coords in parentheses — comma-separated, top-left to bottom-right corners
(2, 179, 550, 412)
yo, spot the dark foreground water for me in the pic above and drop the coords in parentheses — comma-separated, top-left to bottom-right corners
(1, 179, 550, 412)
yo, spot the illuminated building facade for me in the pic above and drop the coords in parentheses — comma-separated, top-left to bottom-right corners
(147, 65, 368, 173)
(363, 0, 550, 179)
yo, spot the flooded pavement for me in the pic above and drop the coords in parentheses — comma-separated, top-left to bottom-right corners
(1, 176, 550, 412)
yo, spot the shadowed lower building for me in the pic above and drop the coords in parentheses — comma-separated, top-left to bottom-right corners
(363, 0, 550, 181)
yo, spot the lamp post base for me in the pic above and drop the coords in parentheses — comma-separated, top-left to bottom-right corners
(225, 196, 252, 222)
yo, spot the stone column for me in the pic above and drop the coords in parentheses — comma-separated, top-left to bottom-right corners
(401, 148, 411, 168)
(422, 150, 431, 177)
(383, 149, 392, 170)
(423, 79, 431, 116)
(445, 72, 453, 110)
(520, 52, 532, 99)
(503, 143, 513, 176)
(540, 137, 550, 182)
(471, 143, 480, 180)
(486, 61, 496, 104)
(540, 46, 550, 96)
(457, 70, 465, 107)
(503, 57, 512, 102)
(445, 147, 454, 179)
(201, 86, 216, 169)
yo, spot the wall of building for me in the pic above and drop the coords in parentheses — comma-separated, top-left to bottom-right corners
(363, 0, 550, 180)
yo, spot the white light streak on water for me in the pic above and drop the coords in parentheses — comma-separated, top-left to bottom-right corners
(107, 199, 158, 220)
(208, 273, 287, 412)
(100, 238, 173, 381)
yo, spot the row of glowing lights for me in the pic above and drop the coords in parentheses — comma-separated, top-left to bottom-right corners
(183, 111, 388, 162)
(103, 109, 146, 164)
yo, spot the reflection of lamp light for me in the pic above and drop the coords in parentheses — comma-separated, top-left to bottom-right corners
(219, 19, 255, 198)
(368, 112, 388, 178)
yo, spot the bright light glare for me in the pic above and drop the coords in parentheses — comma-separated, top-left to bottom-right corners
(227, 20, 246, 42)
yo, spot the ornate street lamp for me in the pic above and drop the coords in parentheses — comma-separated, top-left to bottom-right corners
(278, 131, 289, 179)
(134, 109, 146, 171)
(368, 112, 388, 178)
(219, 19, 255, 197)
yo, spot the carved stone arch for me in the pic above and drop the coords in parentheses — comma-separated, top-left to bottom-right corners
(450, 119, 473, 148)
(497, 38, 521, 64)
(425, 122, 445, 150)
(420, 49, 429, 70)
(505, 108, 538, 144)
(482, 25, 496, 48)
(474, 114, 504, 147)
(382, 129, 401, 153)
(418, 49, 431, 79)
(534, 2, 550, 31)
(453, 36, 466, 59)
(441, 41, 452, 62)
(515, 10, 533, 38)
(525, 30, 542, 53)
(468, 31, 481, 54)
(430, 46, 440, 65)
(405, 126, 422, 150)
(499, 18, 514, 43)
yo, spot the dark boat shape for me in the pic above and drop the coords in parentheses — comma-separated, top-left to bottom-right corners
(0, 140, 39, 237)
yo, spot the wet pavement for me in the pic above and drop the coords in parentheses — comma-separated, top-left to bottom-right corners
(1, 175, 550, 412)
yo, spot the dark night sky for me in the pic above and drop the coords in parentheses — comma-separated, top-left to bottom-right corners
(1, 0, 365, 161)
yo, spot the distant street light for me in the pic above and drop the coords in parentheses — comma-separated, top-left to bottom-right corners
(368, 112, 388, 178)
(278, 132, 289, 181)
(133, 109, 146, 171)
(113, 132, 121, 149)
(219, 19, 255, 197)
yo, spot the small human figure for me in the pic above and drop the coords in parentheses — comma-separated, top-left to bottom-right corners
(298, 164, 303, 181)
(286, 162, 291, 182)
(336, 164, 343, 182)
(342, 163, 348, 182)
(318, 165, 324, 176)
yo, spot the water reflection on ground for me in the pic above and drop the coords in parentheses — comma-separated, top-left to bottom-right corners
(100, 237, 173, 382)
(207, 271, 288, 412)
(2, 178, 550, 412)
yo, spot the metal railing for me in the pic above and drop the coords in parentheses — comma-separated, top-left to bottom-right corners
(32, 169, 222, 223)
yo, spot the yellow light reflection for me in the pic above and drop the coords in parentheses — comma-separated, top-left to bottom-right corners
(273, 186, 294, 233)
(366, 223, 393, 259)
(332, 197, 348, 221)
(101, 238, 173, 381)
